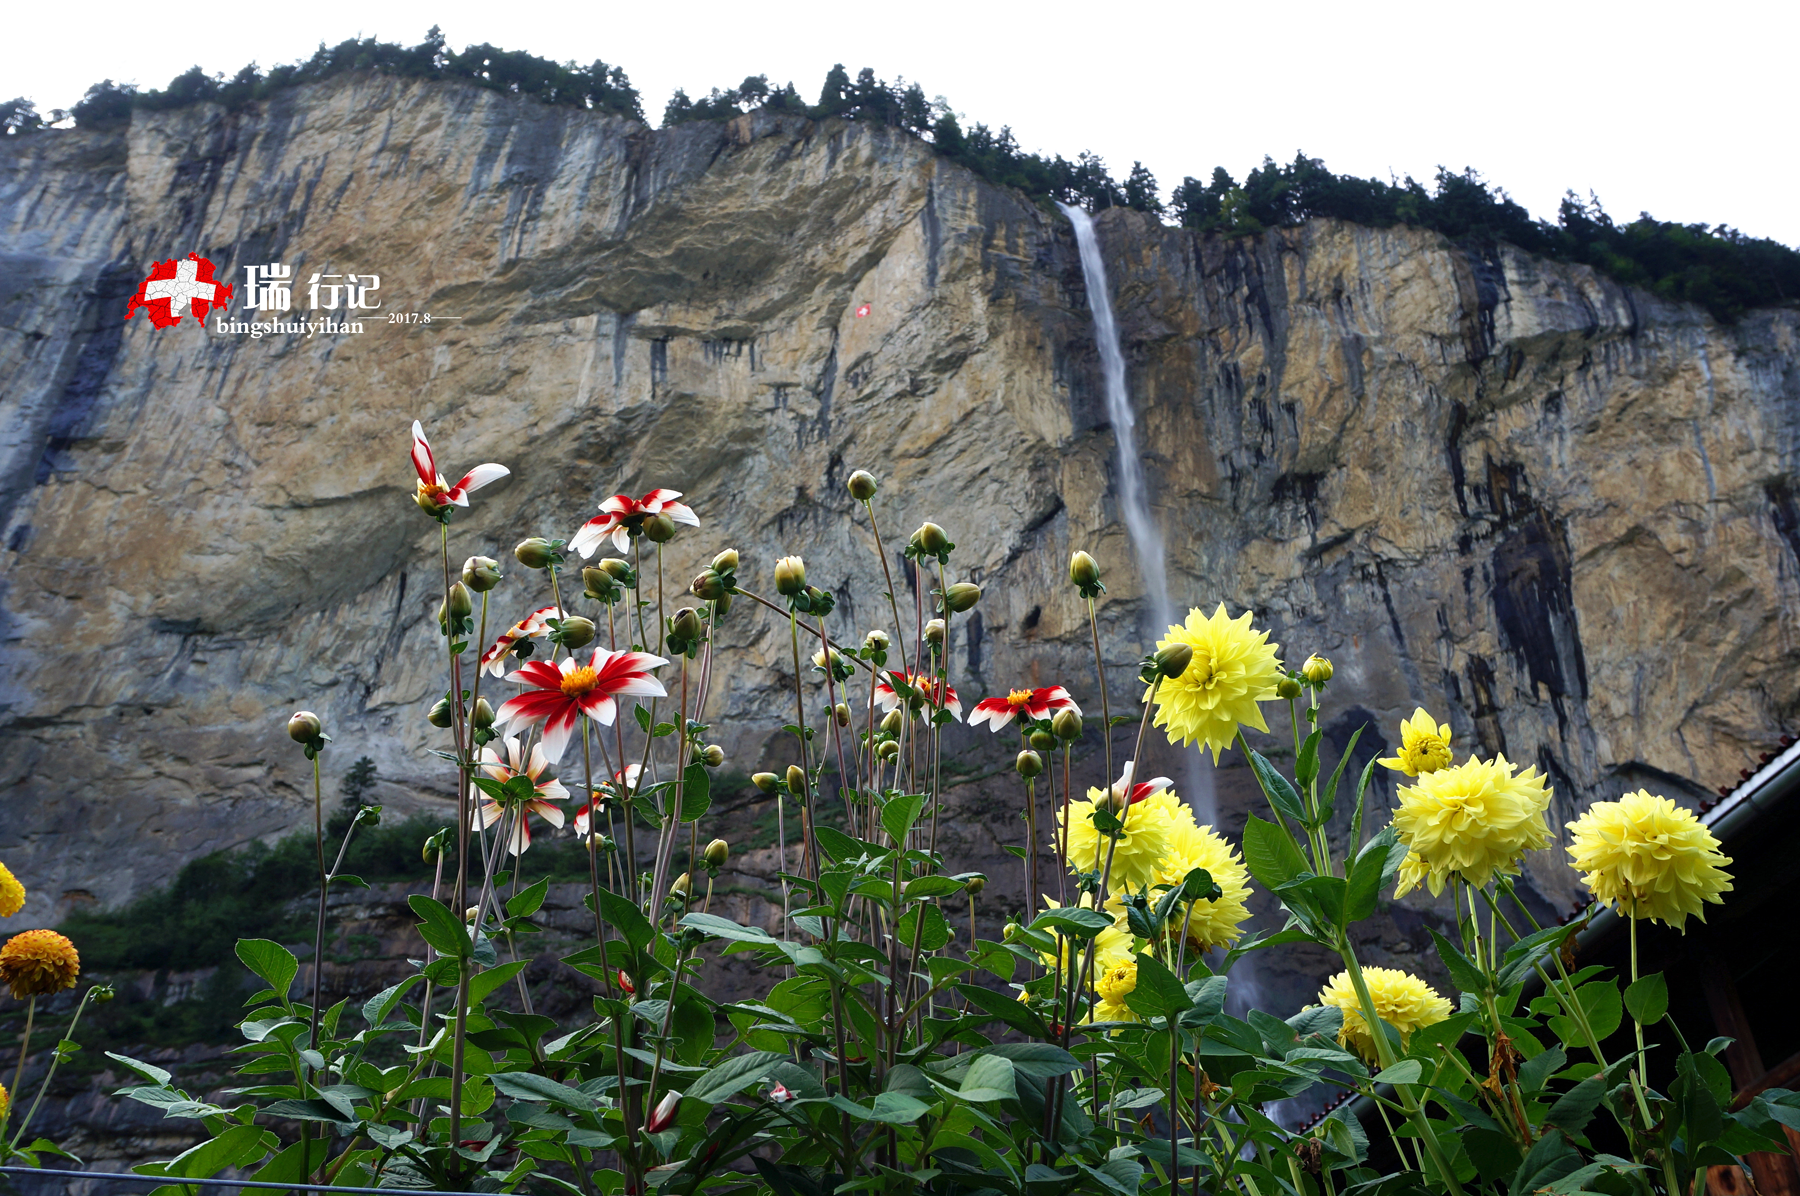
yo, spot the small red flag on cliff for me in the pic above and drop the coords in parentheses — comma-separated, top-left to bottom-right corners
(126, 254, 234, 329)
(855, 303, 870, 318)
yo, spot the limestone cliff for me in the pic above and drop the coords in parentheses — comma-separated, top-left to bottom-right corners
(3, 71, 1797, 955)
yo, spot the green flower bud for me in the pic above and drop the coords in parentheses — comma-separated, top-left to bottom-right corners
(1016, 750, 1043, 779)
(692, 570, 727, 601)
(916, 522, 950, 556)
(774, 555, 806, 596)
(704, 838, 730, 867)
(712, 548, 740, 574)
(444, 582, 473, 621)
(1052, 707, 1083, 741)
(753, 772, 779, 793)
(1276, 675, 1303, 699)
(834, 703, 851, 727)
(582, 565, 620, 602)
(670, 606, 704, 647)
(1070, 550, 1101, 590)
(785, 764, 807, 794)
(1302, 654, 1333, 686)
(600, 558, 635, 583)
(462, 556, 503, 593)
(847, 469, 878, 501)
(669, 872, 693, 901)
(287, 710, 322, 744)
(943, 582, 982, 613)
(514, 537, 557, 569)
(925, 618, 945, 647)
(1029, 728, 1057, 751)
(1153, 641, 1194, 680)
(472, 697, 495, 729)
(557, 615, 597, 650)
(964, 875, 985, 896)
(643, 513, 677, 543)
(715, 592, 733, 617)
(864, 629, 890, 654)
(881, 709, 903, 735)
(701, 744, 725, 767)
(427, 697, 454, 728)
(877, 739, 900, 761)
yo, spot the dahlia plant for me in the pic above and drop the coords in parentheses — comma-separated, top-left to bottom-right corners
(2, 420, 1795, 1196)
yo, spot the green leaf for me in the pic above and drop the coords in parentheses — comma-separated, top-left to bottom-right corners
(469, 960, 530, 1006)
(408, 895, 472, 959)
(1496, 923, 1575, 990)
(1430, 929, 1489, 996)
(1348, 755, 1379, 852)
(596, 888, 654, 952)
(957, 1054, 1018, 1103)
(957, 984, 1051, 1038)
(905, 876, 969, 899)
(1517, 1046, 1566, 1094)
(1277, 874, 1348, 928)
(1241, 814, 1309, 890)
(680, 760, 711, 822)
(1295, 729, 1323, 789)
(489, 1071, 601, 1111)
(1544, 1074, 1606, 1132)
(1247, 750, 1309, 827)
(977, 1042, 1080, 1081)
(1346, 826, 1406, 923)
(105, 1052, 172, 1086)
(896, 904, 951, 951)
(234, 940, 298, 1001)
(1322, 724, 1367, 815)
(814, 826, 870, 862)
(134, 1124, 273, 1181)
(1372, 1060, 1422, 1086)
(686, 1050, 788, 1104)
(680, 912, 778, 944)
(361, 976, 423, 1027)
(506, 877, 551, 919)
(882, 792, 926, 846)
(1027, 907, 1112, 940)
(633, 703, 652, 732)
(1124, 952, 1193, 1021)
(1509, 1128, 1582, 1196)
(1625, 972, 1668, 1026)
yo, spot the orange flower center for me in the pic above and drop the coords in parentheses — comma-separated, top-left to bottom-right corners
(1007, 689, 1033, 709)
(561, 666, 600, 697)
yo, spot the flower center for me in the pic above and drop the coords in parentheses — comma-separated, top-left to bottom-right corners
(561, 666, 600, 697)
(1007, 688, 1033, 708)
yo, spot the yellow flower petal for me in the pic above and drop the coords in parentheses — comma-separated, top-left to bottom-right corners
(1146, 605, 1282, 764)
(1566, 791, 1732, 930)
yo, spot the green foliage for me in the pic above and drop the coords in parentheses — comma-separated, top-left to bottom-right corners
(1170, 153, 1800, 323)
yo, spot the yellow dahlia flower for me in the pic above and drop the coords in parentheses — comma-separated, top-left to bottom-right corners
(1391, 754, 1552, 894)
(1392, 851, 1431, 899)
(0, 1077, 8, 1121)
(1091, 957, 1142, 1024)
(1152, 822, 1254, 951)
(1566, 791, 1732, 930)
(1059, 787, 1184, 893)
(1318, 967, 1452, 1064)
(0, 862, 23, 918)
(1378, 708, 1454, 777)
(1036, 895, 1133, 979)
(1147, 605, 1282, 763)
(0, 929, 81, 999)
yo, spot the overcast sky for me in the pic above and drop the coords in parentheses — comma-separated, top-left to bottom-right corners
(12, 0, 1796, 244)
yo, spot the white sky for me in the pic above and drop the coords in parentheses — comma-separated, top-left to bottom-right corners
(12, 0, 1797, 244)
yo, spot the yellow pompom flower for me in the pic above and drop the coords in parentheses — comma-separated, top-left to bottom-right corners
(1392, 754, 1552, 894)
(1318, 967, 1452, 1064)
(0, 929, 81, 999)
(1378, 708, 1454, 777)
(1147, 605, 1282, 763)
(0, 862, 24, 918)
(1059, 788, 1183, 893)
(1091, 957, 1142, 1024)
(1152, 822, 1255, 951)
(1566, 791, 1732, 930)
(0, 1077, 8, 1121)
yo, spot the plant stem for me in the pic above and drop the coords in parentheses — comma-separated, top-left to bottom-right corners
(4, 996, 36, 1141)
(309, 751, 327, 1051)
(1086, 595, 1114, 796)
(8, 988, 96, 1150)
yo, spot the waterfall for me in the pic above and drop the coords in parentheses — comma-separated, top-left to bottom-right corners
(1060, 203, 1215, 821)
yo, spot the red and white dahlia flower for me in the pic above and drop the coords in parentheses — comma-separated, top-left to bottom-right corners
(494, 650, 668, 760)
(480, 605, 560, 678)
(410, 420, 509, 516)
(574, 764, 645, 837)
(569, 489, 699, 557)
(1111, 761, 1173, 806)
(474, 735, 570, 855)
(968, 686, 1079, 733)
(873, 670, 962, 719)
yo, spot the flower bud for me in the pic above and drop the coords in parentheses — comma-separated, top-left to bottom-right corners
(287, 710, 322, 744)
(585, 833, 614, 854)
(1016, 750, 1043, 779)
(943, 582, 982, 613)
(465, 905, 481, 923)
(864, 629, 890, 654)
(1069, 550, 1101, 590)
(847, 469, 878, 501)
(785, 765, 807, 794)
(704, 838, 730, 867)
(670, 607, 703, 647)
(1276, 676, 1303, 699)
(462, 556, 503, 593)
(881, 709, 903, 735)
(753, 772, 779, 793)
(600, 558, 635, 583)
(427, 697, 455, 728)
(1029, 728, 1057, 751)
(712, 548, 740, 574)
(964, 875, 985, 896)
(715, 592, 733, 617)
(92, 983, 115, 1003)
(643, 512, 677, 543)
(1153, 641, 1194, 680)
(422, 834, 444, 865)
(472, 697, 495, 729)
(615, 969, 635, 994)
(877, 739, 900, 761)
(670, 872, 693, 901)
(559, 615, 597, 649)
(834, 703, 851, 727)
(701, 744, 725, 768)
(1302, 654, 1333, 686)
(1052, 708, 1083, 741)
(916, 522, 949, 556)
(581, 565, 619, 602)
(691, 570, 726, 601)
(645, 1089, 680, 1134)
(774, 555, 806, 596)
(924, 618, 945, 647)
(514, 537, 556, 569)
(444, 583, 473, 621)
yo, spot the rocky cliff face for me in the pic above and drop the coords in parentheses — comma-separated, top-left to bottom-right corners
(2, 73, 1797, 975)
